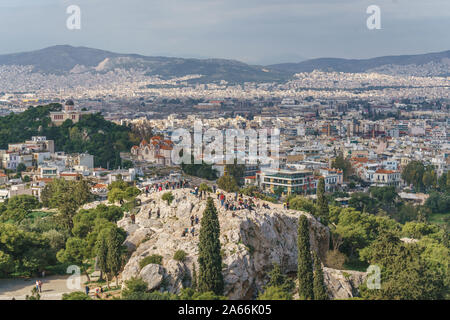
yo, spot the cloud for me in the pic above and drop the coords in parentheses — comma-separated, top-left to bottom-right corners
(0, 0, 448, 64)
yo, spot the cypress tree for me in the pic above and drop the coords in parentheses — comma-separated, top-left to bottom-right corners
(192, 263, 198, 291)
(316, 177, 329, 224)
(96, 230, 109, 286)
(297, 215, 314, 300)
(107, 227, 123, 288)
(198, 197, 224, 295)
(313, 251, 328, 300)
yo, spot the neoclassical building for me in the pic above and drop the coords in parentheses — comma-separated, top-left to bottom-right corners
(50, 100, 90, 126)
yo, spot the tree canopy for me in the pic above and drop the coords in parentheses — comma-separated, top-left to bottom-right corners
(0, 104, 139, 169)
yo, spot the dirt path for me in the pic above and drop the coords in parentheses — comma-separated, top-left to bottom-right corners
(0, 275, 88, 300)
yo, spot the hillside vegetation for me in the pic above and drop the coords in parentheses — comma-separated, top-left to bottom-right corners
(0, 104, 139, 169)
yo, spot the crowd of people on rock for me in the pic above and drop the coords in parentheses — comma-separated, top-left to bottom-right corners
(215, 191, 271, 212)
(144, 179, 189, 196)
(132, 179, 278, 239)
(181, 214, 200, 237)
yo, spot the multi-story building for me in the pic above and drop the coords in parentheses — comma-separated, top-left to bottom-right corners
(1, 152, 20, 170)
(373, 169, 401, 187)
(8, 136, 55, 154)
(0, 172, 8, 185)
(256, 167, 316, 195)
(38, 167, 59, 179)
(318, 168, 344, 192)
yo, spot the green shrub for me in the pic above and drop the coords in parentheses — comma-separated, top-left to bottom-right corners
(217, 175, 239, 192)
(139, 254, 163, 269)
(62, 292, 92, 300)
(121, 278, 178, 300)
(199, 183, 212, 193)
(173, 250, 187, 262)
(179, 288, 227, 300)
(162, 192, 174, 205)
(257, 286, 292, 300)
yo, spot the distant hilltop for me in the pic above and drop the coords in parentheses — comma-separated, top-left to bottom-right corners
(0, 45, 449, 83)
(269, 50, 450, 76)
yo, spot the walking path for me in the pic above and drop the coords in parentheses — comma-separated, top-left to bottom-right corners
(0, 275, 88, 300)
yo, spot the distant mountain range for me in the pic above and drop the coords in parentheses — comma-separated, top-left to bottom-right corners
(0, 45, 449, 83)
(268, 50, 450, 74)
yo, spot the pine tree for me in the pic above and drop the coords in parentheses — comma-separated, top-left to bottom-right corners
(297, 215, 314, 300)
(313, 251, 328, 300)
(197, 197, 224, 295)
(316, 177, 329, 224)
(107, 227, 123, 288)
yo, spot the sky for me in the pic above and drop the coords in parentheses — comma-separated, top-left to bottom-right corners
(0, 0, 449, 65)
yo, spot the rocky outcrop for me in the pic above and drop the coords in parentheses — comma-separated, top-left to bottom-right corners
(119, 189, 331, 299)
(323, 267, 367, 299)
(139, 264, 165, 291)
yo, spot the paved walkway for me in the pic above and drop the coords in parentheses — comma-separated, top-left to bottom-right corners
(0, 275, 88, 300)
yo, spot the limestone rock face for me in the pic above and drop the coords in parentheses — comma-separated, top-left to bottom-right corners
(122, 227, 154, 252)
(119, 189, 330, 299)
(323, 267, 368, 299)
(139, 264, 165, 290)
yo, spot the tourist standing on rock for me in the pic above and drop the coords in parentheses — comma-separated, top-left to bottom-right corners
(148, 209, 152, 219)
(85, 286, 90, 296)
(35, 280, 39, 292)
(38, 280, 42, 293)
(157, 208, 160, 218)
(191, 227, 195, 236)
(130, 214, 136, 224)
(195, 215, 199, 224)
(213, 185, 217, 193)
(190, 215, 195, 226)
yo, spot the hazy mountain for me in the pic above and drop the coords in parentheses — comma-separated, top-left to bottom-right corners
(0, 45, 123, 74)
(269, 50, 450, 75)
(0, 45, 289, 84)
(0, 46, 449, 84)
